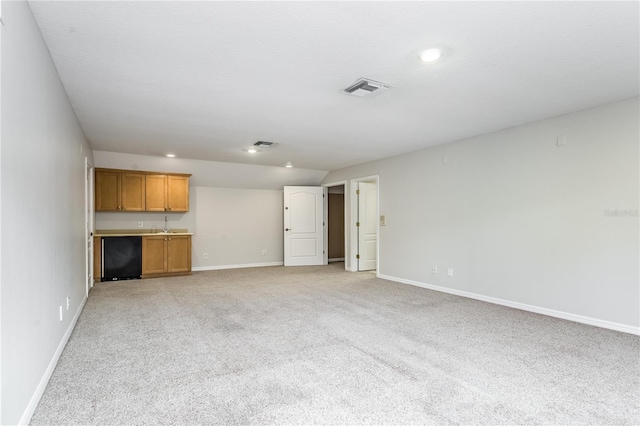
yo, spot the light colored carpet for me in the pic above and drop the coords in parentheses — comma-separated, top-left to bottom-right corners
(31, 263, 639, 425)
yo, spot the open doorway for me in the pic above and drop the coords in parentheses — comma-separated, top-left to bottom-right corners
(327, 185, 345, 263)
(322, 181, 347, 269)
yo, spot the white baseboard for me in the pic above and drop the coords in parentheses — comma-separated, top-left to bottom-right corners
(19, 295, 88, 425)
(192, 261, 284, 272)
(377, 274, 640, 336)
(328, 258, 345, 262)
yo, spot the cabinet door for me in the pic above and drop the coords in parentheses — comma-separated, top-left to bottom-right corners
(145, 174, 167, 211)
(121, 173, 145, 211)
(142, 236, 167, 275)
(167, 236, 191, 273)
(167, 176, 189, 212)
(95, 170, 120, 211)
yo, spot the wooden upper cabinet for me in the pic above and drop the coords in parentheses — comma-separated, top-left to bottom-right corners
(95, 169, 144, 211)
(95, 170, 121, 211)
(121, 173, 145, 211)
(145, 174, 168, 212)
(167, 176, 189, 212)
(95, 168, 190, 212)
(144, 174, 189, 212)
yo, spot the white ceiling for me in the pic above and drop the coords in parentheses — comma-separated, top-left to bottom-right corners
(29, 1, 639, 172)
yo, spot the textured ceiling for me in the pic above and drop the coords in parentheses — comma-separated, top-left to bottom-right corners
(29, 1, 639, 171)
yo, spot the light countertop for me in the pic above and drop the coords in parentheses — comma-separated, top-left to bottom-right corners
(95, 229, 193, 237)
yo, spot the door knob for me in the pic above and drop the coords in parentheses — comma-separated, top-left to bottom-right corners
(285, 228, 290, 231)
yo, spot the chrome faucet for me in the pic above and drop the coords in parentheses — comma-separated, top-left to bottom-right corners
(163, 215, 169, 233)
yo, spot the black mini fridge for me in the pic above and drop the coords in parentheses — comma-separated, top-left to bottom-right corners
(102, 236, 142, 281)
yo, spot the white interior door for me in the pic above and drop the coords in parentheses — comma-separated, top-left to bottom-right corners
(358, 182, 377, 271)
(284, 186, 324, 266)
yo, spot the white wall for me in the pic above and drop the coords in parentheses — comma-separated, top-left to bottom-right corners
(1, 2, 94, 424)
(191, 187, 283, 268)
(95, 187, 284, 268)
(93, 151, 327, 190)
(324, 98, 639, 332)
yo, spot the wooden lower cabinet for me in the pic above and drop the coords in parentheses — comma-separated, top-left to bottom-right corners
(167, 235, 191, 273)
(142, 236, 168, 275)
(142, 235, 191, 277)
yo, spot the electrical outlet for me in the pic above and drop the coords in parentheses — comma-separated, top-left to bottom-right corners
(448, 268, 454, 277)
(203, 253, 208, 259)
(261, 250, 267, 256)
(59, 306, 63, 321)
(137, 221, 144, 228)
(432, 267, 438, 274)
(66, 297, 70, 310)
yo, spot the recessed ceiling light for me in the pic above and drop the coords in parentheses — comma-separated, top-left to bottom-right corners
(247, 148, 257, 154)
(420, 48, 442, 62)
(285, 162, 293, 168)
(166, 154, 176, 158)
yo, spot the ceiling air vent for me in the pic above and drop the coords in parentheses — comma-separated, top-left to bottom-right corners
(343, 78, 390, 98)
(253, 141, 277, 148)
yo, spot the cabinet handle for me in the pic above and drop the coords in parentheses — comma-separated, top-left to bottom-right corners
(169, 237, 172, 241)
(118, 206, 122, 210)
(168, 206, 172, 211)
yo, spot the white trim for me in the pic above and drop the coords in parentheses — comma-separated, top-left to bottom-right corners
(378, 274, 640, 336)
(328, 257, 345, 262)
(192, 261, 284, 272)
(19, 295, 88, 425)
